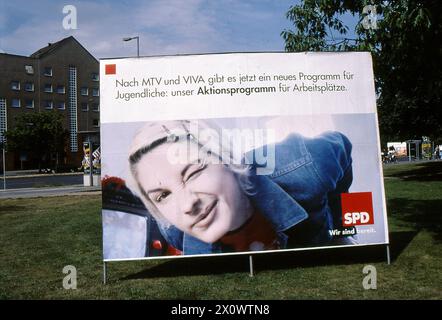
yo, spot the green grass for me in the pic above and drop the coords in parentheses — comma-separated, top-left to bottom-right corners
(0, 162, 441, 299)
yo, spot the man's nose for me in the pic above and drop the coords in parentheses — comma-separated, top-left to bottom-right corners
(178, 188, 201, 216)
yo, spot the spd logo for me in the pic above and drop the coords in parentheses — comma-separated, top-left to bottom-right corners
(105, 64, 116, 75)
(341, 192, 374, 226)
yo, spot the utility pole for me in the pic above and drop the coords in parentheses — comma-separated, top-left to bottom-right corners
(88, 137, 93, 186)
(2, 143, 5, 190)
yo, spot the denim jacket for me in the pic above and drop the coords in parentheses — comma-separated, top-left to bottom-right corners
(158, 131, 353, 255)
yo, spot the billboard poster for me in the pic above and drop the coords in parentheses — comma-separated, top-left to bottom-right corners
(100, 52, 389, 261)
(387, 142, 407, 158)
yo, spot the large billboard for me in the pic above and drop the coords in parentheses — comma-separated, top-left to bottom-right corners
(100, 52, 389, 261)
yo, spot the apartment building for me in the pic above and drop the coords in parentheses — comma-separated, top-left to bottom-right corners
(0, 36, 99, 170)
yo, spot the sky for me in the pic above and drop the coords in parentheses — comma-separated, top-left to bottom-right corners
(0, 0, 358, 59)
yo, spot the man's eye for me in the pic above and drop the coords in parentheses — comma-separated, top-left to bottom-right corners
(155, 191, 170, 203)
(186, 164, 207, 181)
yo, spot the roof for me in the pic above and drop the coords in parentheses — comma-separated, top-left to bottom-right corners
(30, 36, 97, 61)
(0, 52, 36, 60)
(30, 36, 72, 58)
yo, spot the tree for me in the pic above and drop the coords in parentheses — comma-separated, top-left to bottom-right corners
(4, 111, 69, 172)
(281, 0, 442, 143)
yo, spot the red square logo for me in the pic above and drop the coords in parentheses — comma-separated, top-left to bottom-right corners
(105, 64, 116, 75)
(341, 192, 374, 226)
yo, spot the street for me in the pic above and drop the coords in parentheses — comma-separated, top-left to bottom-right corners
(1, 173, 83, 189)
(0, 172, 101, 199)
(0, 185, 101, 199)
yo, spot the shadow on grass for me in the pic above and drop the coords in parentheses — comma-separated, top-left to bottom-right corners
(387, 198, 442, 242)
(122, 231, 415, 280)
(0, 205, 25, 215)
(384, 161, 442, 181)
(122, 186, 442, 279)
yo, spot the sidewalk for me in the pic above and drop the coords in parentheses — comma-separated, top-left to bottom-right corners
(383, 158, 441, 166)
(2, 170, 83, 179)
(3, 169, 39, 177)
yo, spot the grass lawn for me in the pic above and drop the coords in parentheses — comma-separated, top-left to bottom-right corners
(0, 162, 441, 299)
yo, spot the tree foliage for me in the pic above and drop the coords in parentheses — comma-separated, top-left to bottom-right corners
(4, 111, 68, 170)
(282, 0, 442, 142)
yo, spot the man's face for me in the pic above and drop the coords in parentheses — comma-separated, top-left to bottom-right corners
(135, 141, 252, 243)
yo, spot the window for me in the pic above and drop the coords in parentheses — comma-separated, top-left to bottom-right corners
(56, 85, 65, 94)
(0, 99, 6, 144)
(25, 99, 34, 108)
(92, 103, 100, 112)
(11, 81, 20, 91)
(25, 65, 34, 74)
(80, 87, 88, 96)
(56, 101, 66, 110)
(81, 102, 89, 111)
(91, 73, 99, 81)
(24, 82, 34, 92)
(92, 88, 99, 97)
(44, 67, 52, 76)
(44, 100, 53, 109)
(68, 66, 78, 152)
(44, 84, 53, 93)
(93, 119, 100, 127)
(11, 99, 20, 108)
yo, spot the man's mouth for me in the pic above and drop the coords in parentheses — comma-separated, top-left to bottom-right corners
(192, 200, 218, 229)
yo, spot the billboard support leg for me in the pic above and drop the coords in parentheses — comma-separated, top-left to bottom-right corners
(249, 255, 254, 277)
(386, 244, 391, 265)
(103, 261, 107, 285)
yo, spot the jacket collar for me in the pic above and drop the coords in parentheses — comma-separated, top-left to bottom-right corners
(246, 173, 308, 232)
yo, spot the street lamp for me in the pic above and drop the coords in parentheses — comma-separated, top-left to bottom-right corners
(123, 36, 140, 57)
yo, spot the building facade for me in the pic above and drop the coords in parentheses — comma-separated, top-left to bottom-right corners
(0, 36, 99, 170)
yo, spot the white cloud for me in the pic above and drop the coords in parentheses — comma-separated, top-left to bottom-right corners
(0, 0, 292, 58)
(0, 0, 223, 58)
(135, 0, 215, 36)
